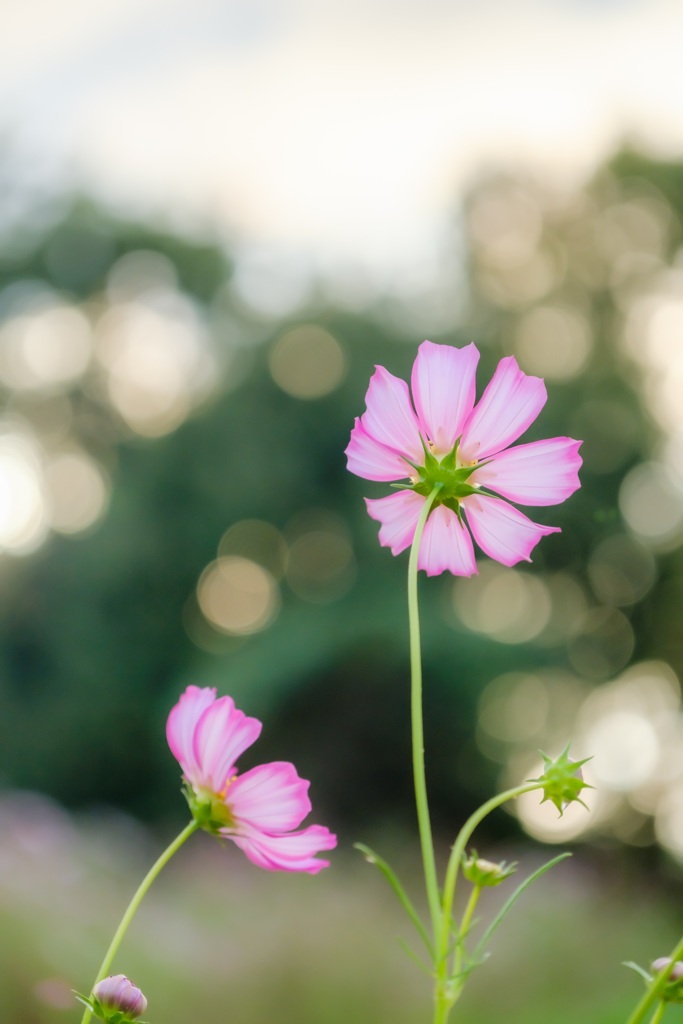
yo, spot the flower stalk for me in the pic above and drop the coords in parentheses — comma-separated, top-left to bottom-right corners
(79, 820, 199, 1024)
(407, 483, 443, 937)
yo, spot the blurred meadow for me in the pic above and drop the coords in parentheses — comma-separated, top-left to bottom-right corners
(3, 1, 683, 1022)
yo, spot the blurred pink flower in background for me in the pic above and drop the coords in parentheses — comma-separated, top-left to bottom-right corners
(346, 340, 582, 576)
(167, 686, 336, 874)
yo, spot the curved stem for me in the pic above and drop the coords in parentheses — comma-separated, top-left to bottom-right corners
(80, 819, 199, 1024)
(432, 782, 541, 1024)
(648, 1002, 667, 1024)
(407, 484, 442, 940)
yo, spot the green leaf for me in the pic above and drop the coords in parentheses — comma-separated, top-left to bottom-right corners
(623, 961, 654, 984)
(470, 853, 572, 966)
(354, 843, 433, 956)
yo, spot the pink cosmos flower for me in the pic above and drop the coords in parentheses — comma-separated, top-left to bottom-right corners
(167, 686, 336, 873)
(345, 340, 582, 576)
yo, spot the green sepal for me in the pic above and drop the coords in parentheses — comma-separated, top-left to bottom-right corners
(73, 993, 149, 1024)
(462, 849, 518, 888)
(354, 843, 433, 957)
(438, 440, 460, 472)
(182, 782, 235, 834)
(530, 744, 593, 815)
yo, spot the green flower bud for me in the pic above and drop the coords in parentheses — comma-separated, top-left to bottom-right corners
(531, 744, 592, 815)
(462, 849, 517, 887)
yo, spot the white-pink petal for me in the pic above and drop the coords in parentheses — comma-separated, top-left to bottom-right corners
(459, 356, 547, 462)
(463, 494, 560, 566)
(418, 504, 478, 577)
(365, 491, 425, 555)
(192, 697, 262, 792)
(411, 340, 479, 455)
(230, 823, 337, 874)
(361, 366, 424, 462)
(166, 686, 217, 782)
(228, 762, 312, 832)
(345, 417, 413, 481)
(471, 437, 582, 506)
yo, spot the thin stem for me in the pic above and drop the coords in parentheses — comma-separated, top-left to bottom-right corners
(432, 782, 541, 1024)
(80, 819, 199, 1024)
(452, 884, 482, 984)
(648, 1003, 667, 1024)
(627, 940, 683, 1024)
(407, 484, 442, 940)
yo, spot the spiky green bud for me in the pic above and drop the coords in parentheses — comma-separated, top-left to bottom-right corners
(530, 744, 592, 815)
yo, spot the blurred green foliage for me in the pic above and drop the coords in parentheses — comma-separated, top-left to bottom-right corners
(0, 797, 675, 1024)
(0, 147, 681, 856)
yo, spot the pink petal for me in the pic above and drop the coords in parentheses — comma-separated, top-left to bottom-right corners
(345, 417, 413, 481)
(167, 686, 218, 781)
(471, 437, 582, 506)
(411, 340, 479, 454)
(228, 762, 312, 832)
(361, 366, 424, 462)
(463, 494, 560, 566)
(418, 504, 478, 577)
(459, 356, 547, 462)
(192, 697, 262, 792)
(365, 490, 425, 555)
(229, 823, 337, 874)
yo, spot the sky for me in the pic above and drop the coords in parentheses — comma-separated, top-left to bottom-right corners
(2, 0, 683, 291)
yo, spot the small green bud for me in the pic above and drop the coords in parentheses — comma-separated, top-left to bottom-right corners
(531, 744, 592, 815)
(462, 849, 517, 887)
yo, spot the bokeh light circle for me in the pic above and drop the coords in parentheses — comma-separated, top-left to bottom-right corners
(197, 557, 280, 636)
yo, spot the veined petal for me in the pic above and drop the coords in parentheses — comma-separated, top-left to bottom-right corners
(411, 340, 479, 454)
(167, 686, 217, 782)
(365, 491, 425, 555)
(472, 437, 583, 506)
(193, 697, 262, 793)
(464, 494, 559, 566)
(361, 366, 424, 462)
(460, 356, 547, 462)
(228, 762, 312, 832)
(418, 504, 478, 577)
(345, 417, 413, 481)
(229, 823, 337, 874)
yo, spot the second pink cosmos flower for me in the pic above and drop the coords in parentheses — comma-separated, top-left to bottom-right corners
(345, 340, 582, 576)
(167, 686, 336, 873)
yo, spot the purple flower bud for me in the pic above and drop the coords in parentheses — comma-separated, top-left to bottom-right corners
(92, 975, 147, 1020)
(652, 958, 683, 982)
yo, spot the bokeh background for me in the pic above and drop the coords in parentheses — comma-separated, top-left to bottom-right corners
(3, 1, 683, 1021)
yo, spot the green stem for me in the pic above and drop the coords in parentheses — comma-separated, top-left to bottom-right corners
(452, 884, 482, 984)
(627, 941, 683, 1024)
(648, 1003, 667, 1024)
(432, 782, 541, 1024)
(80, 819, 199, 1024)
(407, 484, 443, 941)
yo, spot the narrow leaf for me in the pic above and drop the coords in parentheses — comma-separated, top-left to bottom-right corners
(354, 842, 433, 956)
(472, 853, 572, 963)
